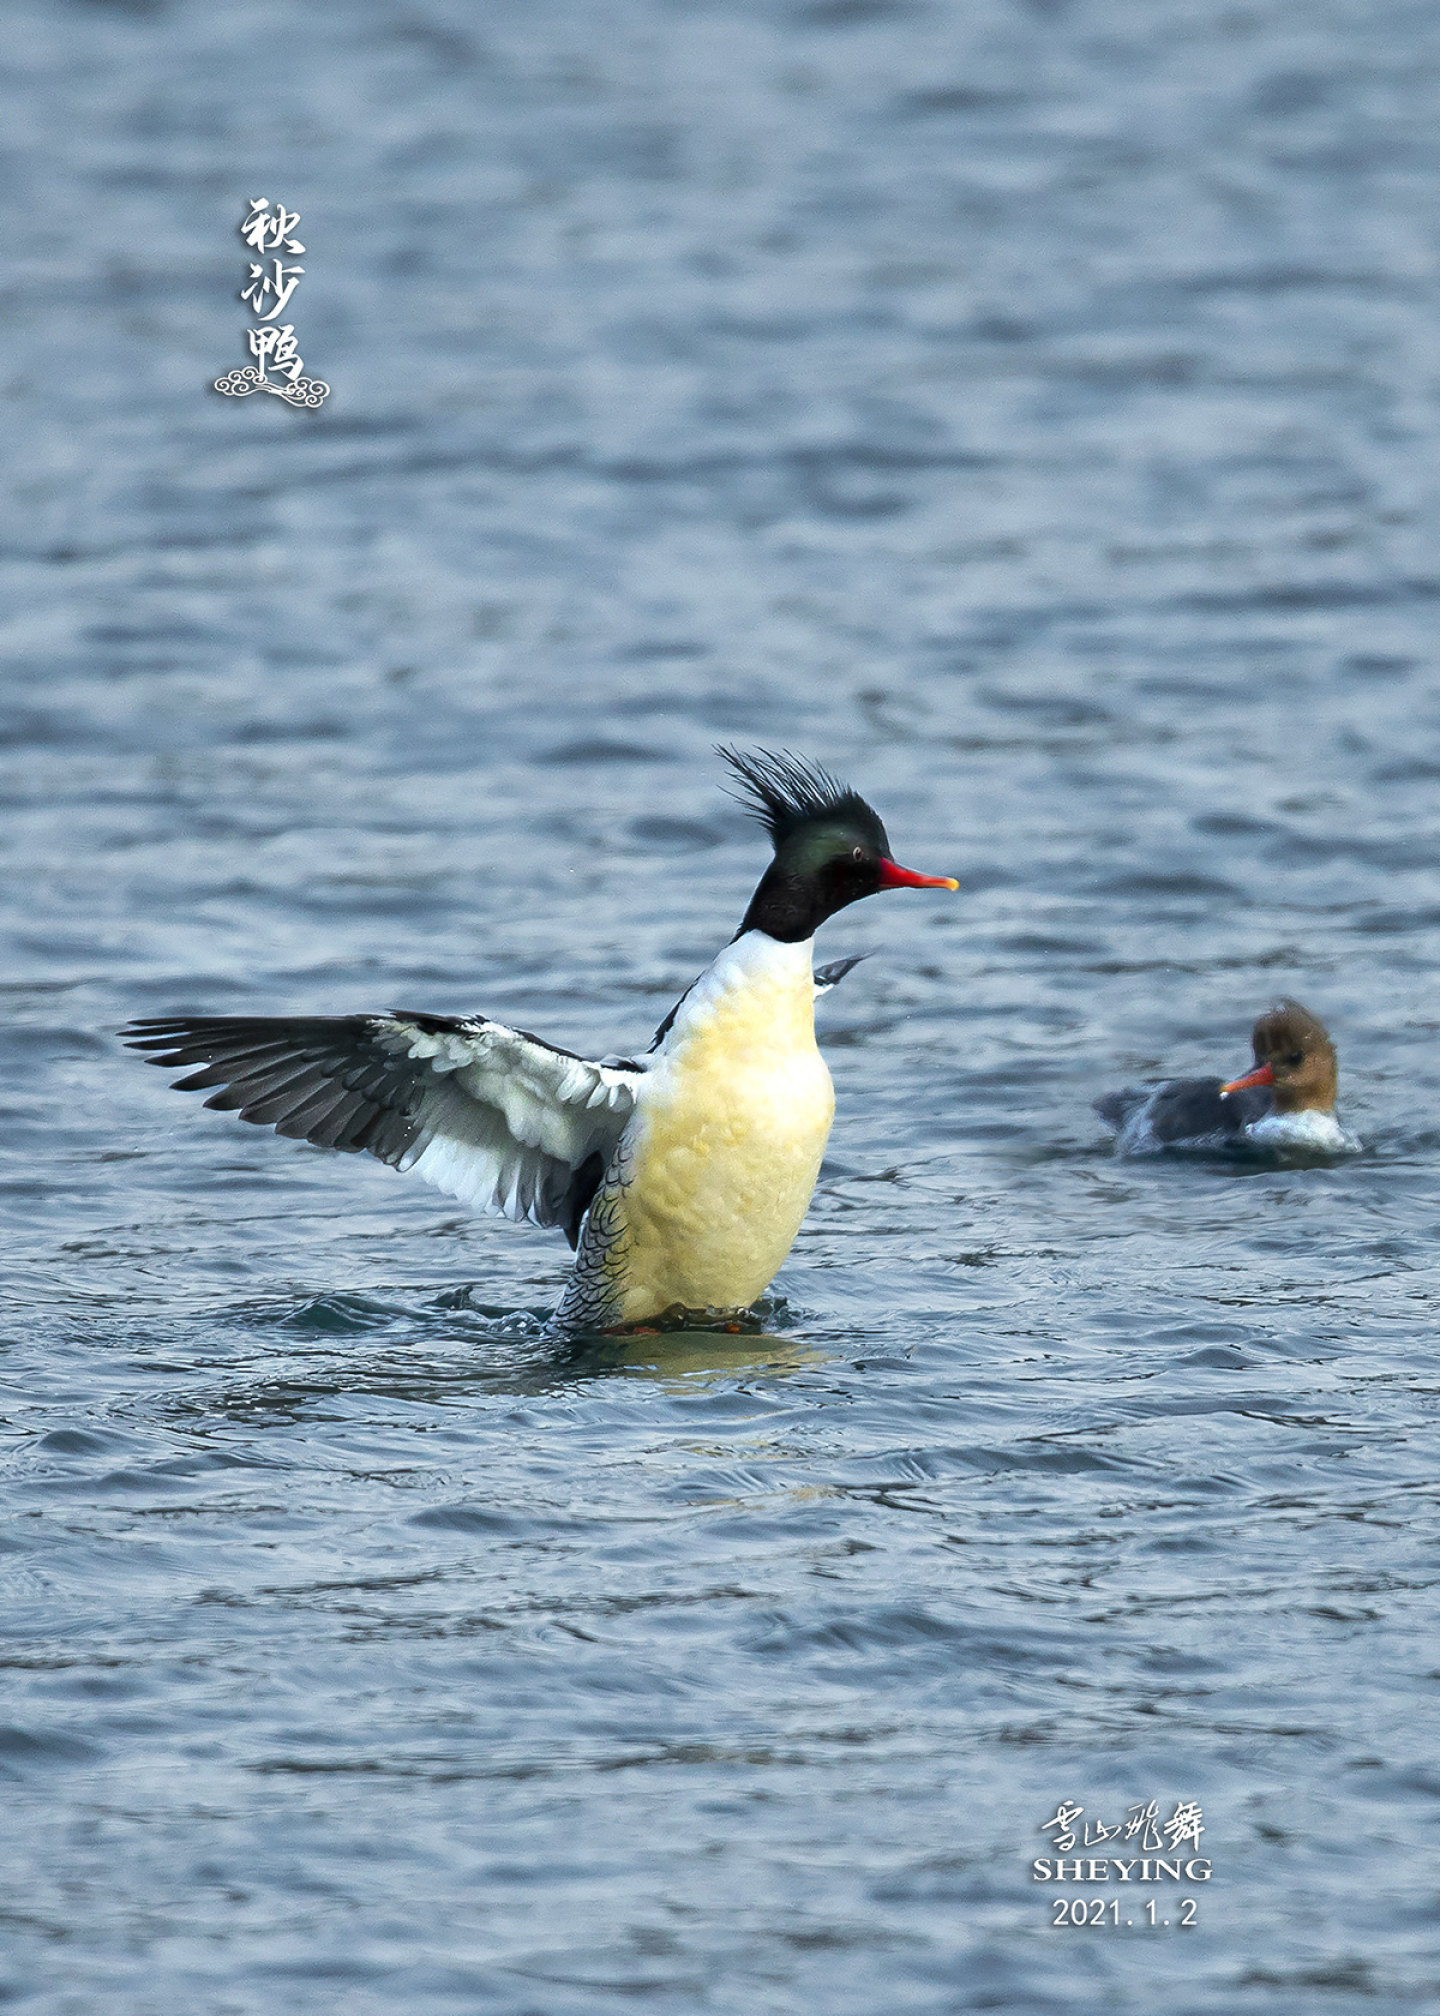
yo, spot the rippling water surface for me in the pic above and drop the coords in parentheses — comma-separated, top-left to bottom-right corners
(5, 0, 1440, 2008)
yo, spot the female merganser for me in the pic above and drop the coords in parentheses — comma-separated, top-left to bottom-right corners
(1095, 1000, 1352, 1156)
(126, 749, 957, 1335)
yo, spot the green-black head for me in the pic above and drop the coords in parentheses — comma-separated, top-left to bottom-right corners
(719, 747, 957, 943)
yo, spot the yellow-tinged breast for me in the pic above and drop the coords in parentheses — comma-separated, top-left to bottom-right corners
(607, 934, 834, 1323)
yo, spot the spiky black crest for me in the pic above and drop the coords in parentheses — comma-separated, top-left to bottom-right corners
(717, 746, 887, 853)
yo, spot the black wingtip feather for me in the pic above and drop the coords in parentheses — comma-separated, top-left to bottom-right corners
(814, 953, 870, 992)
(122, 1014, 428, 1170)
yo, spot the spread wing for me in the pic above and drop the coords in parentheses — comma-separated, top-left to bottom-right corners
(124, 1010, 642, 1245)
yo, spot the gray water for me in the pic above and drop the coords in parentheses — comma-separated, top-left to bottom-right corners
(5, 0, 1440, 2008)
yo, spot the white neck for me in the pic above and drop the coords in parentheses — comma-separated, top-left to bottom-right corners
(661, 932, 815, 1050)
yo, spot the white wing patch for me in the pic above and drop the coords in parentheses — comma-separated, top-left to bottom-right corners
(384, 1018, 641, 1223)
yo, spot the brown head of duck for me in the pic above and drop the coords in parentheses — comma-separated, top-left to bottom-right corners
(1221, 1001, 1338, 1115)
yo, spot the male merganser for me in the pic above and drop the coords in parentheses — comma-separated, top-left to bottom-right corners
(126, 749, 957, 1334)
(1095, 1000, 1352, 1156)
